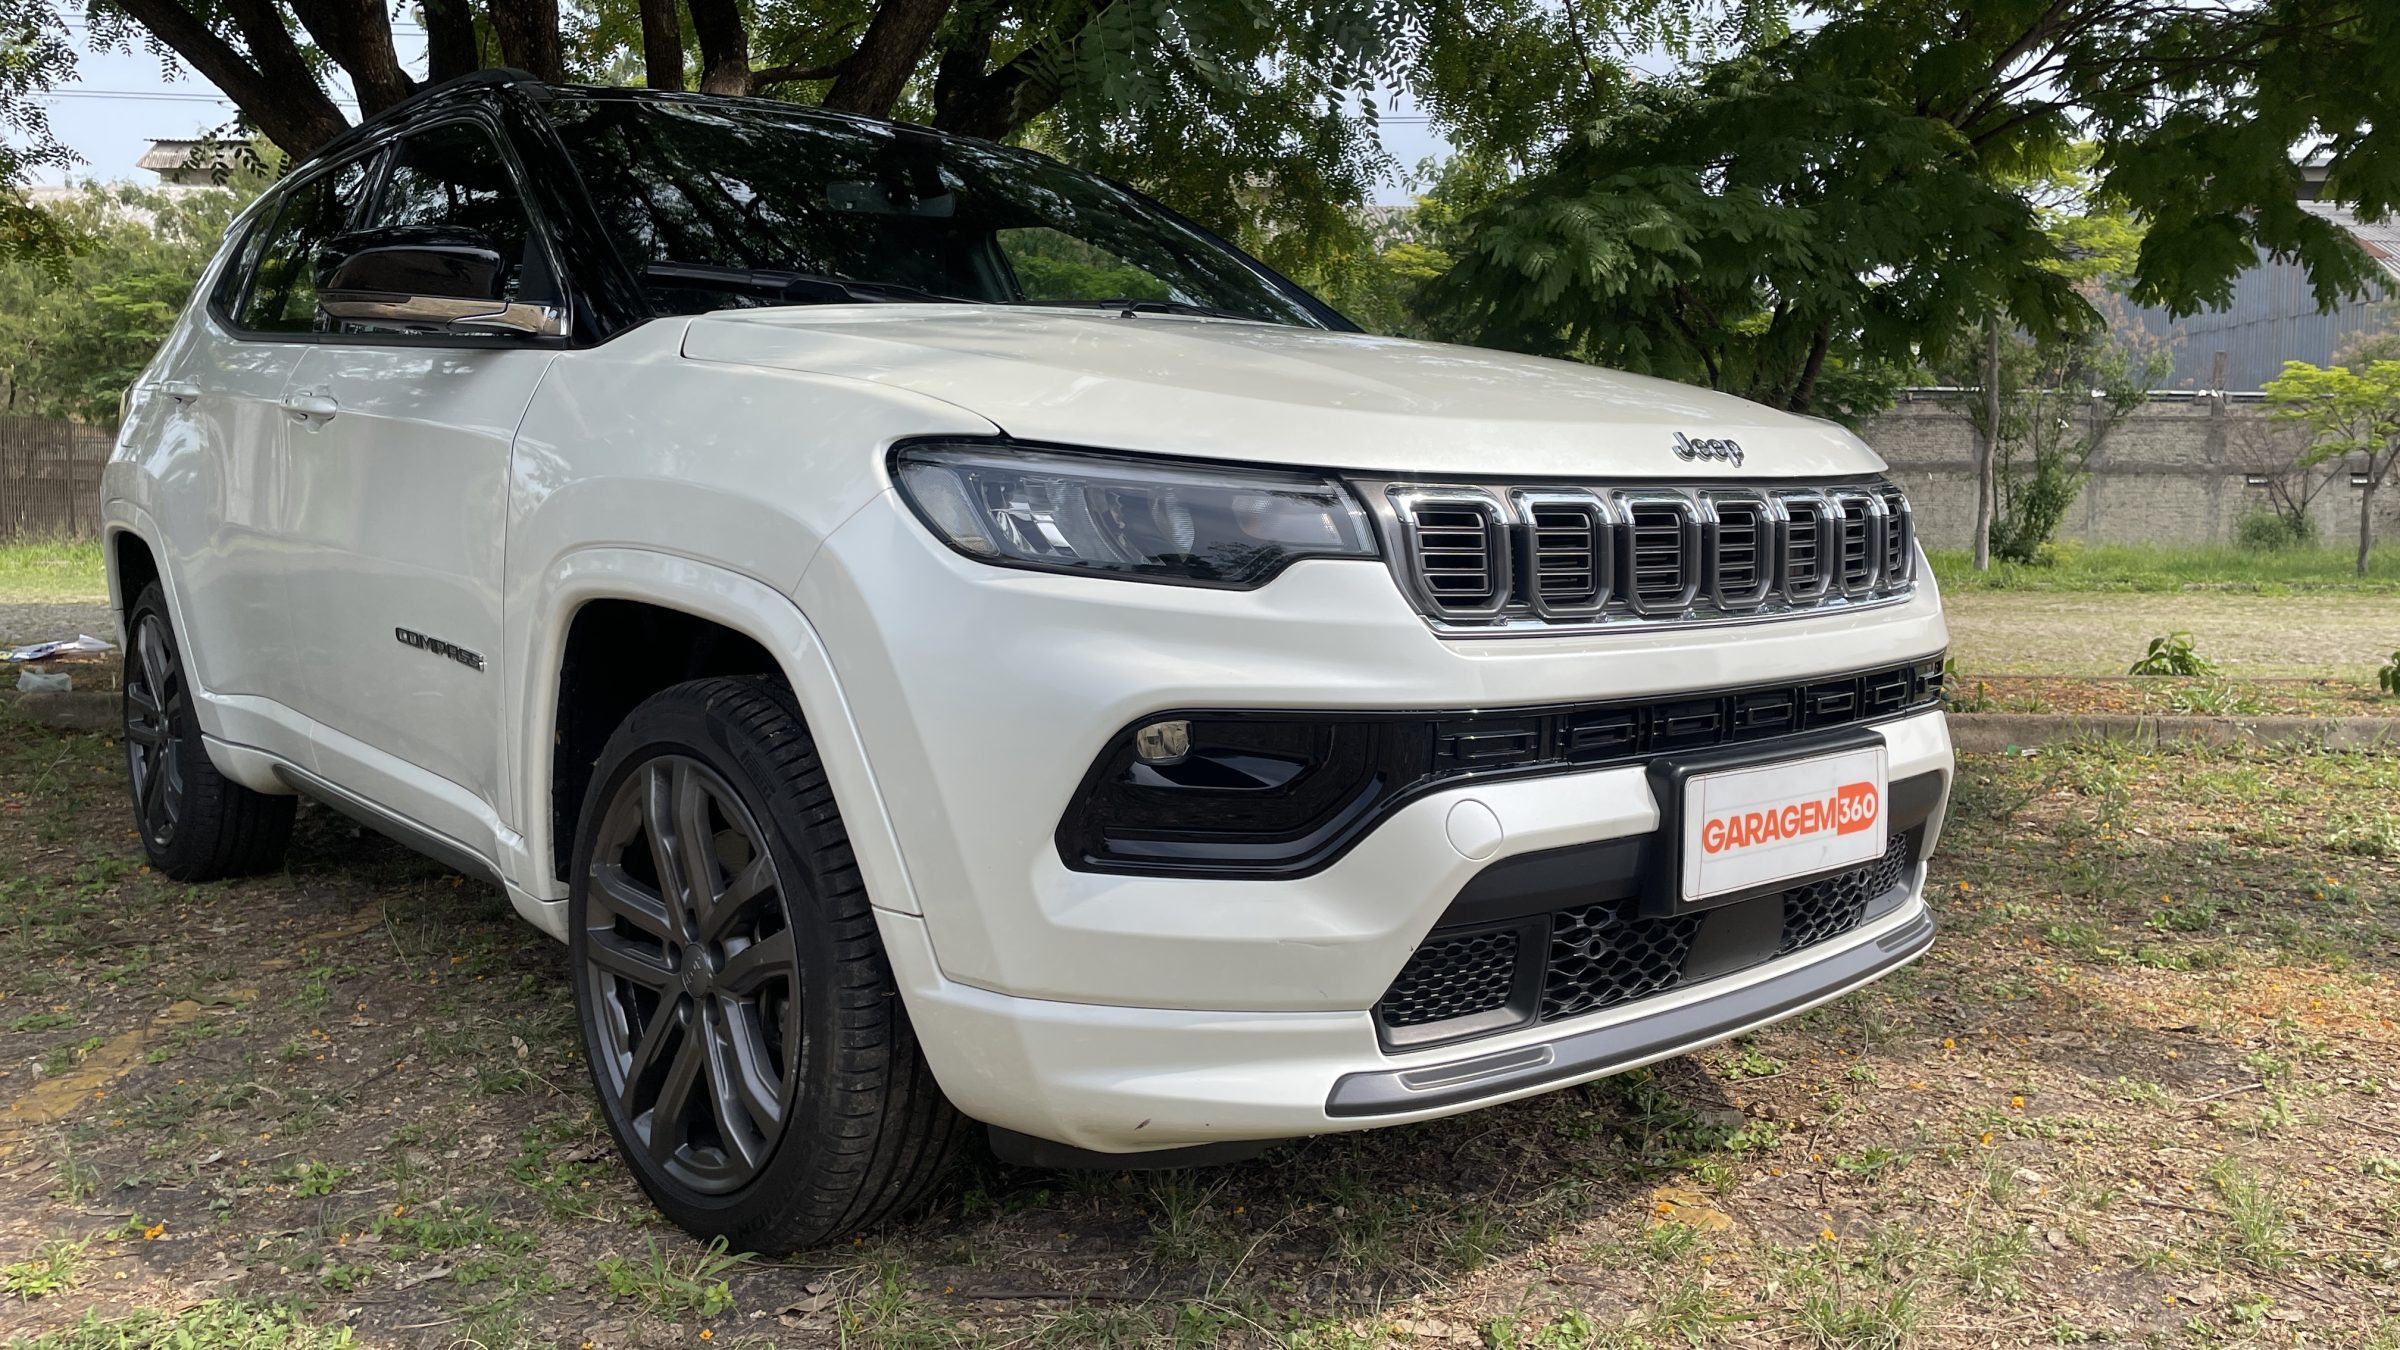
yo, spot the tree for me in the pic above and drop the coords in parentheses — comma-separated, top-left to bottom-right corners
(3, 1, 1430, 272)
(1968, 317, 2169, 564)
(0, 182, 259, 425)
(2264, 359, 2400, 577)
(2224, 410, 2338, 547)
(1414, 1, 2400, 419)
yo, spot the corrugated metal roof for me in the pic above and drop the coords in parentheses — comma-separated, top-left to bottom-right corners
(2299, 199, 2400, 280)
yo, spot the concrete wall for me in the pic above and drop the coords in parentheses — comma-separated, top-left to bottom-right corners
(1857, 394, 2400, 550)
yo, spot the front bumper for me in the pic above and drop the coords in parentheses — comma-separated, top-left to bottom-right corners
(797, 492, 1952, 1151)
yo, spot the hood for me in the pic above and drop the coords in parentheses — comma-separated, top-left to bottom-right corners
(679, 306, 1886, 479)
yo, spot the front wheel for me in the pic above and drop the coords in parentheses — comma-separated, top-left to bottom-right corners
(568, 676, 964, 1252)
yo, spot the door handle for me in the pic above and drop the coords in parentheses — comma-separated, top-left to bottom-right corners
(159, 380, 202, 403)
(281, 391, 340, 421)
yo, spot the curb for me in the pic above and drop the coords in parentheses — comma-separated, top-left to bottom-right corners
(1947, 712, 2400, 754)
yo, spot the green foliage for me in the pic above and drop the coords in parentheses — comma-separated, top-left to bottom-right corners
(2376, 650, 2400, 698)
(2129, 632, 2217, 678)
(2237, 509, 2317, 553)
(2265, 358, 2400, 577)
(1960, 313, 2170, 565)
(0, 182, 260, 426)
(10, 1299, 355, 1350)
(2, 1236, 88, 1300)
(595, 1237, 747, 1318)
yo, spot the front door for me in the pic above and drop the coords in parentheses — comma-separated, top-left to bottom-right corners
(278, 118, 564, 852)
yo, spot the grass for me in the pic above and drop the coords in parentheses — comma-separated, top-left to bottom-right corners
(0, 536, 106, 605)
(1927, 541, 2400, 593)
(3, 668, 2400, 1345)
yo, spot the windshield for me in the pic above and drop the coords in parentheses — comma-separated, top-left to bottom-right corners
(542, 94, 1329, 327)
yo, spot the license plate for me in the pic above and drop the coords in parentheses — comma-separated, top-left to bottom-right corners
(1679, 744, 1888, 904)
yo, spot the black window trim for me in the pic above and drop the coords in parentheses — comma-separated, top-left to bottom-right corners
(211, 108, 576, 352)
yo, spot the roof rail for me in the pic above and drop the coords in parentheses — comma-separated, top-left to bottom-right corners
(307, 67, 543, 165)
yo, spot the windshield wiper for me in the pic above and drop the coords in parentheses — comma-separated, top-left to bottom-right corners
(1011, 297, 1265, 323)
(644, 261, 983, 306)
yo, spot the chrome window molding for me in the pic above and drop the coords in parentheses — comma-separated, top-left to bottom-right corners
(1361, 477, 1918, 637)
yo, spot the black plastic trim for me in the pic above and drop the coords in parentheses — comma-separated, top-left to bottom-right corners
(1058, 656, 1948, 878)
(1327, 904, 1936, 1118)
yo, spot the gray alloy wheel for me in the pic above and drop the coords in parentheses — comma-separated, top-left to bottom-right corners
(579, 754, 801, 1195)
(118, 582, 294, 881)
(123, 609, 188, 851)
(567, 676, 964, 1252)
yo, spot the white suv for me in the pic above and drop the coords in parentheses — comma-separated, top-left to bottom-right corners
(105, 71, 1952, 1252)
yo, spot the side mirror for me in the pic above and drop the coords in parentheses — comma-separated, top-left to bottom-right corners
(317, 227, 565, 337)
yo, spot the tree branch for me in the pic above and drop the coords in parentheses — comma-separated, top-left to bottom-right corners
(821, 0, 953, 119)
(109, 0, 351, 156)
(287, 0, 417, 115)
(750, 59, 849, 87)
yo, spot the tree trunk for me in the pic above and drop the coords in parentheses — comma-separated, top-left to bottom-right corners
(639, 0, 685, 91)
(2359, 475, 2377, 578)
(1973, 317, 2000, 571)
(822, 0, 953, 118)
(420, 0, 481, 84)
(686, 0, 752, 94)
(487, 0, 565, 82)
(288, 0, 417, 115)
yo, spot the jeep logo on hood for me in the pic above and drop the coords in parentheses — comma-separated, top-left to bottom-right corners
(1671, 431, 1745, 465)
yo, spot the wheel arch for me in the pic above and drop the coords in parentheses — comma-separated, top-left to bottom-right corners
(512, 548, 925, 938)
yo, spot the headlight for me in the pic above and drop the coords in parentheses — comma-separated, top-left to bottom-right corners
(891, 441, 1378, 587)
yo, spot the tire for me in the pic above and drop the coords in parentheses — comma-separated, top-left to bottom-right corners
(121, 582, 296, 881)
(568, 675, 965, 1252)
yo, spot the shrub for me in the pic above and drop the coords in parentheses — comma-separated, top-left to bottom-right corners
(2378, 649, 2400, 697)
(2237, 509, 2316, 552)
(2129, 632, 2217, 677)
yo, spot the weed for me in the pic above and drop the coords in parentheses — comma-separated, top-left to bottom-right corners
(279, 1160, 351, 1198)
(2130, 632, 2217, 677)
(2378, 648, 2400, 697)
(8, 1300, 355, 1350)
(594, 1236, 748, 1318)
(2203, 1159, 2296, 1274)
(3, 1237, 88, 1300)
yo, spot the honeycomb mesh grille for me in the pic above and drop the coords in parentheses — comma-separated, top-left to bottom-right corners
(1543, 906, 1705, 1022)
(1375, 928, 1519, 1028)
(1781, 835, 1912, 954)
(1373, 835, 1915, 1043)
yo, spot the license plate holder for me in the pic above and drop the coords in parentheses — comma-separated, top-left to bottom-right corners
(1641, 729, 1889, 916)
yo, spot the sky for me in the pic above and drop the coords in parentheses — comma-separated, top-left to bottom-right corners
(32, 27, 1453, 207)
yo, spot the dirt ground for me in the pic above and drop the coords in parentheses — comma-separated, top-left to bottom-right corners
(1942, 592, 2399, 680)
(1, 703, 2397, 1348)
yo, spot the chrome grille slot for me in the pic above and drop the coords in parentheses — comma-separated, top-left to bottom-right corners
(1875, 483, 1913, 583)
(1398, 493, 1509, 616)
(1703, 493, 1772, 610)
(1831, 491, 1881, 595)
(1775, 491, 1833, 603)
(1618, 495, 1701, 615)
(1516, 490, 1610, 618)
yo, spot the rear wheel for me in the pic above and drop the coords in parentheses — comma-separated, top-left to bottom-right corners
(569, 675, 964, 1252)
(121, 583, 294, 880)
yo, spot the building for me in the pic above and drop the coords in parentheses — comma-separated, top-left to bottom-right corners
(2119, 163, 2400, 391)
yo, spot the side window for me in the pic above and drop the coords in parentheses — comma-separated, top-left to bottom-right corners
(996, 227, 1172, 303)
(234, 157, 372, 333)
(369, 121, 554, 303)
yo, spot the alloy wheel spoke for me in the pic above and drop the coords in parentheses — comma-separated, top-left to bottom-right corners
(638, 764, 691, 941)
(591, 864, 676, 943)
(137, 619, 178, 706)
(138, 750, 167, 830)
(671, 765, 722, 924)
(643, 1026, 707, 1165)
(696, 1000, 768, 1172)
(697, 851, 775, 946)
(717, 928, 794, 998)
(714, 993, 787, 1138)
(621, 994, 684, 1093)
(586, 929, 676, 991)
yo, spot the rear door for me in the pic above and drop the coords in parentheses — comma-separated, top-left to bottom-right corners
(143, 155, 376, 759)
(278, 118, 565, 847)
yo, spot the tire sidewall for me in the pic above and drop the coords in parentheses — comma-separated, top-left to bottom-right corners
(124, 584, 205, 876)
(567, 686, 850, 1239)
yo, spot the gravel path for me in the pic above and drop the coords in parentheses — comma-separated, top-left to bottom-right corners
(1945, 590, 2398, 678)
(0, 602, 120, 650)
